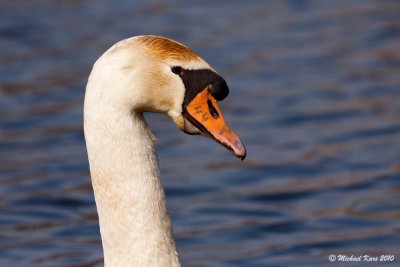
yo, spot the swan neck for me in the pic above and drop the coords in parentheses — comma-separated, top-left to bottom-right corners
(85, 108, 180, 267)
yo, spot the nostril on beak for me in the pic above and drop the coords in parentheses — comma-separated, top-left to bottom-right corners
(207, 100, 219, 119)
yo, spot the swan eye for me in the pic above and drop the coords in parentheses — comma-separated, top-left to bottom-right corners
(171, 66, 183, 75)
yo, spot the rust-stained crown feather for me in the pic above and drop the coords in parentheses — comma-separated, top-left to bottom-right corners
(136, 35, 201, 62)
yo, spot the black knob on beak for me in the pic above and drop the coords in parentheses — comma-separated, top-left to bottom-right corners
(209, 79, 229, 101)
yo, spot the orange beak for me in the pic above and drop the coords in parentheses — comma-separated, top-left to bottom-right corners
(183, 86, 246, 160)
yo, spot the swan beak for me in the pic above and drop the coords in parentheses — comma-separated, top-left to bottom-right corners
(183, 86, 246, 160)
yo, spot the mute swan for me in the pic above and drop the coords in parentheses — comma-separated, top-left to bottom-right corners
(84, 35, 246, 267)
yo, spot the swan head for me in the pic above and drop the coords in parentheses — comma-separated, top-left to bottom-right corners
(90, 35, 246, 159)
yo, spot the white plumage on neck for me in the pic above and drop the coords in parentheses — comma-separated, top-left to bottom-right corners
(85, 107, 180, 266)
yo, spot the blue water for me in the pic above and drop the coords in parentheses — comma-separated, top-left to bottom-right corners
(1, 1, 400, 266)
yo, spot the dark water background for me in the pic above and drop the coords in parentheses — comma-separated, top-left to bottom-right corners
(1, 1, 400, 266)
